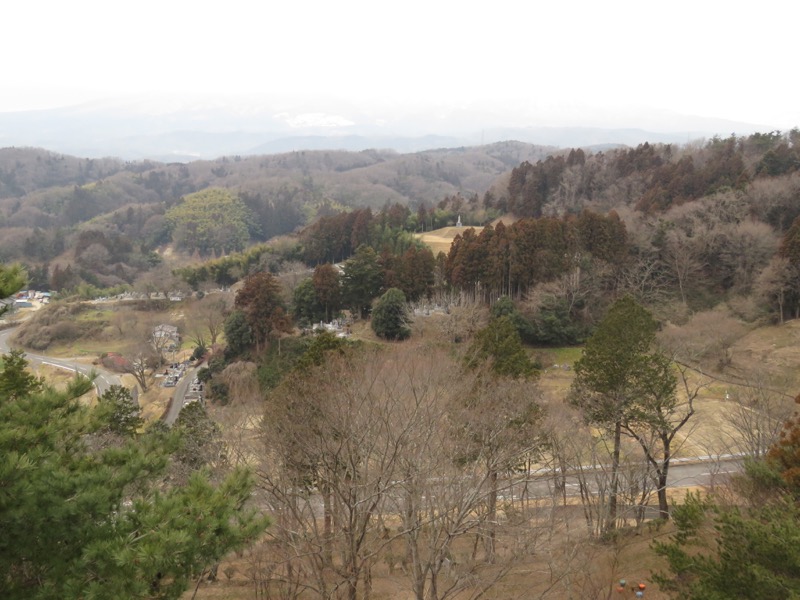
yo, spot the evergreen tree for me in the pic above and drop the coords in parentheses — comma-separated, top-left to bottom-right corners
(292, 278, 324, 325)
(165, 188, 257, 255)
(174, 401, 224, 471)
(490, 296, 535, 344)
(295, 330, 352, 371)
(0, 349, 43, 401)
(0, 263, 26, 318)
(223, 310, 253, 358)
(0, 355, 268, 599)
(371, 287, 411, 341)
(341, 245, 383, 319)
(234, 271, 291, 353)
(312, 263, 341, 322)
(653, 491, 800, 598)
(465, 315, 536, 379)
(98, 384, 142, 437)
(570, 296, 672, 531)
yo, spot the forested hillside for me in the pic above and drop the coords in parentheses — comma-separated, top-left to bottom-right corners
(5, 130, 800, 599)
(170, 130, 800, 343)
(0, 142, 553, 291)
(3, 131, 800, 319)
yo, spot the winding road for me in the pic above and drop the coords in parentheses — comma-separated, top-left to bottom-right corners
(0, 324, 205, 425)
(0, 326, 122, 395)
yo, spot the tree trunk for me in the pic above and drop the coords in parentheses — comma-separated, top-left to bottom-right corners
(485, 468, 497, 562)
(607, 420, 622, 533)
(404, 483, 426, 600)
(323, 484, 333, 565)
(657, 435, 671, 519)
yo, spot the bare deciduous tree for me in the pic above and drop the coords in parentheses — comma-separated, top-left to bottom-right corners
(122, 343, 158, 392)
(615, 256, 672, 307)
(658, 309, 747, 373)
(434, 291, 488, 344)
(722, 372, 796, 459)
(448, 374, 544, 562)
(756, 255, 798, 324)
(257, 345, 544, 600)
(662, 228, 706, 306)
(219, 361, 261, 406)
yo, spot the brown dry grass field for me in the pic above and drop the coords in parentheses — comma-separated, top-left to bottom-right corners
(414, 225, 484, 256)
(413, 217, 518, 256)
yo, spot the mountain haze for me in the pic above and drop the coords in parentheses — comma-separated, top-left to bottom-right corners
(0, 95, 770, 161)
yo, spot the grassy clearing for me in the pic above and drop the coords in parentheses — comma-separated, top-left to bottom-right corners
(536, 345, 583, 366)
(414, 225, 485, 256)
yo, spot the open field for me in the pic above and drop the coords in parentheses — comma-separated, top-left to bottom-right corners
(414, 225, 484, 256)
(414, 216, 518, 256)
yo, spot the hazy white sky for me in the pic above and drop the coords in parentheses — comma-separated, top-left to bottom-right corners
(3, 0, 798, 129)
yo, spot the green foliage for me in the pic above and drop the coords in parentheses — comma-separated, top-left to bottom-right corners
(653, 492, 800, 599)
(292, 278, 324, 325)
(190, 344, 207, 361)
(571, 296, 661, 422)
(255, 335, 308, 391)
(529, 296, 586, 345)
(98, 384, 143, 436)
(294, 330, 353, 371)
(371, 287, 411, 340)
(0, 349, 43, 401)
(732, 458, 788, 504)
(341, 245, 383, 319)
(0, 263, 26, 318)
(465, 315, 537, 379)
(209, 380, 230, 405)
(223, 310, 253, 358)
(174, 401, 223, 469)
(491, 296, 536, 343)
(291, 265, 344, 326)
(197, 367, 214, 384)
(571, 295, 682, 523)
(207, 353, 227, 374)
(166, 188, 258, 255)
(0, 354, 268, 599)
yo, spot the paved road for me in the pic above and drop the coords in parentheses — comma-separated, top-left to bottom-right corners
(164, 364, 202, 425)
(279, 456, 745, 520)
(0, 326, 122, 395)
(499, 456, 743, 502)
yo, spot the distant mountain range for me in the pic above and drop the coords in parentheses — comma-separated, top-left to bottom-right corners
(0, 96, 772, 161)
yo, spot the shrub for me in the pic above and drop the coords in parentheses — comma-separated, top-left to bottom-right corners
(371, 288, 411, 341)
